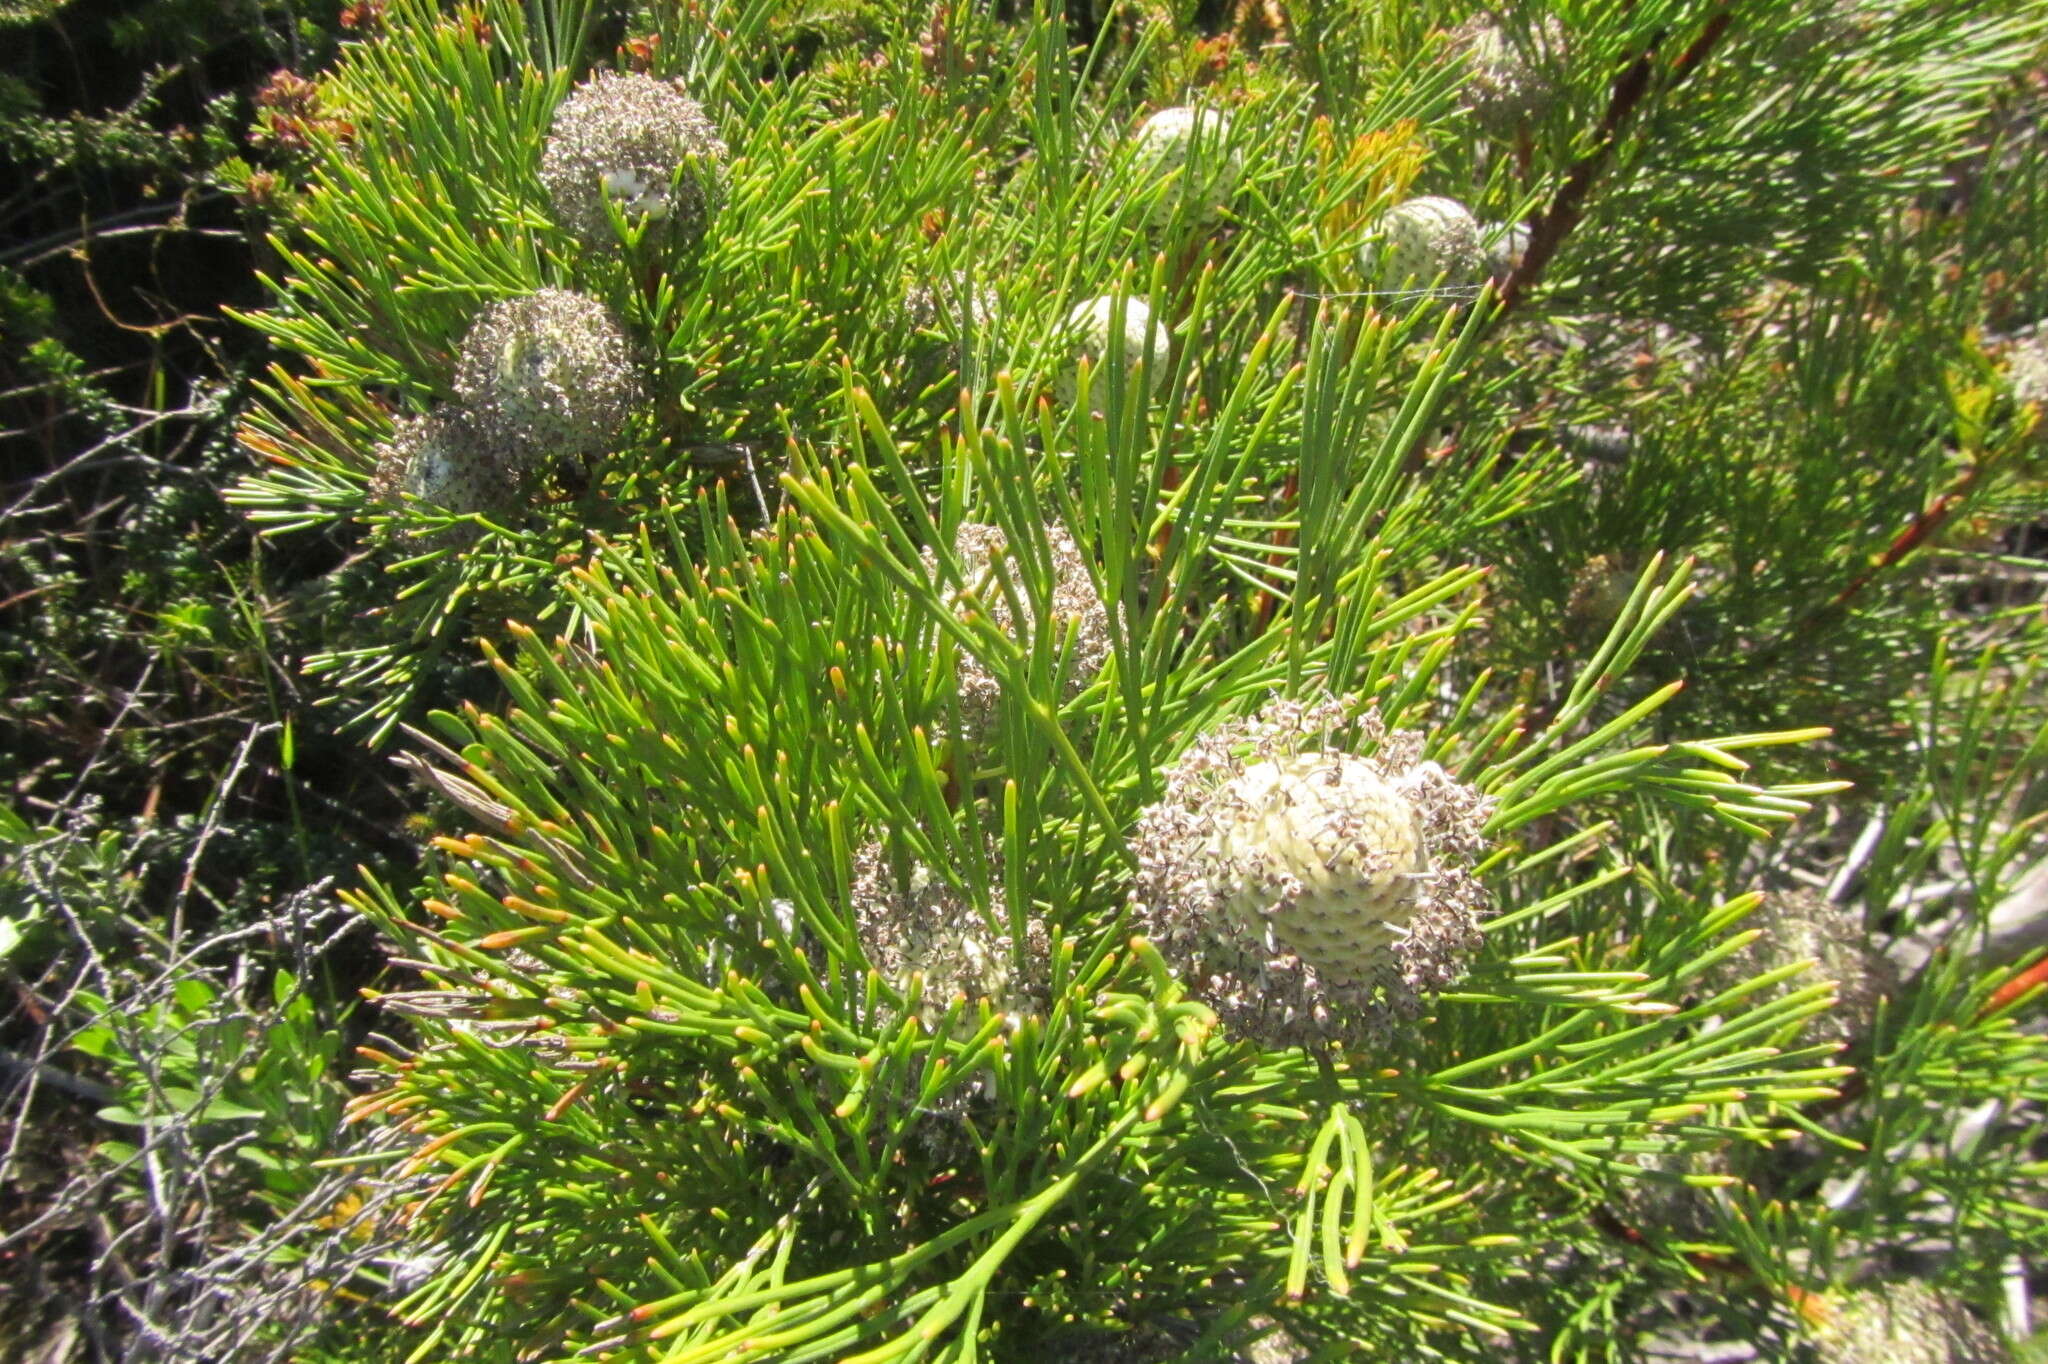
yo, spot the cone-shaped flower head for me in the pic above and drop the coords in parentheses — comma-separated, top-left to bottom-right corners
(928, 521, 1112, 736)
(1130, 105, 1241, 227)
(1458, 17, 1566, 134)
(1211, 753, 1426, 982)
(1564, 552, 1638, 635)
(1130, 695, 1493, 1046)
(1055, 294, 1171, 410)
(850, 839, 1043, 1035)
(1812, 1282, 2006, 1364)
(1705, 888, 1896, 1049)
(367, 410, 517, 523)
(844, 840, 1043, 1163)
(539, 70, 727, 249)
(453, 289, 642, 470)
(1365, 196, 1485, 299)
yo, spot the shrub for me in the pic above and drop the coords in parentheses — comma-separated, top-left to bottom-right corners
(207, 0, 2048, 1358)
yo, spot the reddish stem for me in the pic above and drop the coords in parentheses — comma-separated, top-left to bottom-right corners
(1824, 469, 1978, 615)
(1500, 7, 1732, 317)
(1980, 954, 2048, 1019)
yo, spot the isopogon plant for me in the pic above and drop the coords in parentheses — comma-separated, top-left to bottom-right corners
(203, 1, 2048, 1359)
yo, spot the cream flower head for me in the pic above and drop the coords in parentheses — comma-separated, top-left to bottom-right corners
(927, 521, 1112, 736)
(453, 289, 642, 469)
(1130, 105, 1241, 227)
(1129, 695, 1493, 1046)
(1055, 294, 1171, 411)
(850, 839, 1045, 1036)
(540, 71, 727, 249)
(1458, 16, 1567, 134)
(1365, 196, 1486, 300)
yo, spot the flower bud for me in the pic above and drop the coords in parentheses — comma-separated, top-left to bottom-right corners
(1129, 105, 1241, 227)
(1364, 196, 1485, 300)
(1055, 294, 1171, 411)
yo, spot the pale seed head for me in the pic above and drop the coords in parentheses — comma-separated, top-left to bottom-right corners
(1210, 753, 1427, 985)
(1482, 219, 1531, 279)
(904, 275, 997, 338)
(1611, 1147, 1734, 1246)
(2007, 326, 2048, 410)
(850, 838, 1044, 1036)
(1564, 552, 1638, 634)
(902, 275, 1000, 391)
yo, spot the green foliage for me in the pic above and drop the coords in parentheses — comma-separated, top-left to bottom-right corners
(333, 435, 1850, 1357)
(70, 969, 348, 1200)
(214, 0, 2048, 1351)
